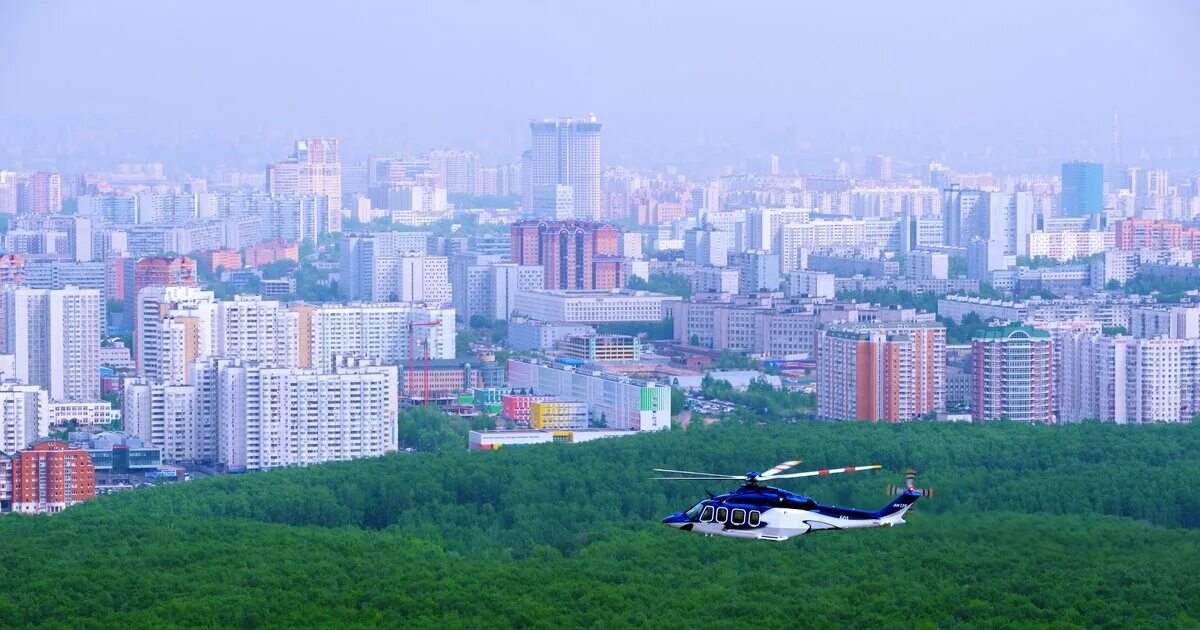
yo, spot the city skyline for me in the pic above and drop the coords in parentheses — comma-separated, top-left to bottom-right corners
(3, 2, 1200, 174)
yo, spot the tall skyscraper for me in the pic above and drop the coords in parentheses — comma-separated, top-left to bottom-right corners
(527, 116, 602, 220)
(1061, 161, 1104, 216)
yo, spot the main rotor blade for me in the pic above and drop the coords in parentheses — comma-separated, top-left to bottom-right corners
(761, 460, 803, 477)
(760, 464, 881, 481)
(651, 476, 745, 481)
(652, 468, 743, 479)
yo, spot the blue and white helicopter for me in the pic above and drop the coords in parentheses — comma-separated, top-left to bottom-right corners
(658, 461, 933, 541)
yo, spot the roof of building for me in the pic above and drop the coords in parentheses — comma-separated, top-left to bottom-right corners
(972, 325, 1052, 341)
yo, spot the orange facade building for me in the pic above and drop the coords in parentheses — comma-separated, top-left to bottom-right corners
(134, 257, 197, 299)
(244, 240, 300, 268)
(818, 322, 946, 423)
(10, 439, 96, 514)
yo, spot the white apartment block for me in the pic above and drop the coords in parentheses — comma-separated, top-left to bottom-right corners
(5, 287, 101, 402)
(449, 253, 543, 323)
(507, 358, 670, 431)
(123, 378, 207, 463)
(299, 302, 455, 371)
(692, 267, 739, 294)
(514, 289, 682, 323)
(1055, 332, 1199, 424)
(1129, 305, 1200, 339)
(787, 271, 836, 299)
(374, 253, 450, 305)
(136, 286, 216, 380)
(1027, 230, 1115, 261)
(489, 264, 544, 321)
(339, 231, 430, 300)
(0, 384, 49, 453)
(905, 250, 949, 280)
(212, 359, 398, 471)
(215, 296, 300, 368)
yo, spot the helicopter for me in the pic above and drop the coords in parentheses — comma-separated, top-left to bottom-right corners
(657, 461, 933, 541)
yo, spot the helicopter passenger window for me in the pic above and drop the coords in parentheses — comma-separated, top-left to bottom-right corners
(715, 507, 728, 523)
(700, 506, 715, 522)
(731, 509, 746, 526)
(748, 511, 761, 527)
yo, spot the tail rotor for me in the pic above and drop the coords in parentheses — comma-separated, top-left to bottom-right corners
(886, 468, 935, 498)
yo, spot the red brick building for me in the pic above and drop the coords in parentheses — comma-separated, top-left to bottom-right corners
(10, 439, 96, 514)
(510, 220, 624, 290)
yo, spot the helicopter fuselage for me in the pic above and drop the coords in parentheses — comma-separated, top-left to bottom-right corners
(662, 483, 922, 541)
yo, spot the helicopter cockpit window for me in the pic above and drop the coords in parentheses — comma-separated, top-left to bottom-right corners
(700, 506, 715, 522)
(685, 501, 705, 520)
(731, 509, 746, 526)
(715, 507, 729, 523)
(748, 511, 761, 527)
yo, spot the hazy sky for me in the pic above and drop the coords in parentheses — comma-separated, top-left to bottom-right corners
(2, 0, 1198, 173)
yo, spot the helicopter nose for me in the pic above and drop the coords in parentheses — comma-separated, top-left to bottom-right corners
(662, 512, 690, 528)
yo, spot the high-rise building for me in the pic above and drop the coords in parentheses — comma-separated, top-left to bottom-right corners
(298, 302, 455, 371)
(1055, 332, 1199, 424)
(928, 163, 954, 191)
(817, 322, 946, 422)
(123, 379, 207, 463)
(943, 188, 1032, 255)
(905, 250, 950, 281)
(1061, 161, 1104, 216)
(427, 148, 479, 195)
(134, 285, 216, 381)
(867, 154, 892, 181)
(10, 439, 96, 514)
(5, 288, 102, 402)
(527, 116, 602, 220)
(133, 257, 197, 300)
(532, 184, 575, 219)
(971, 326, 1055, 423)
(18, 172, 62, 215)
(208, 358, 399, 471)
(338, 232, 430, 300)
(732, 250, 781, 293)
(267, 138, 342, 208)
(684, 227, 734, 267)
(510, 220, 622, 290)
(0, 384, 50, 453)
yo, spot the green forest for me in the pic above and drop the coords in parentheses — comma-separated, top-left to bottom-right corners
(2, 421, 1200, 627)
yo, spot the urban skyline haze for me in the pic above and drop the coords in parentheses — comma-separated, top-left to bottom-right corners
(2, 0, 1199, 175)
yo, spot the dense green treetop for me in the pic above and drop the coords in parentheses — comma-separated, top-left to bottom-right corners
(1, 421, 1199, 626)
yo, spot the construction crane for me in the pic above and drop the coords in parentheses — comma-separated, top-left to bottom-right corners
(408, 320, 442, 405)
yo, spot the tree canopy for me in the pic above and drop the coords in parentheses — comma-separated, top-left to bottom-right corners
(1, 421, 1199, 626)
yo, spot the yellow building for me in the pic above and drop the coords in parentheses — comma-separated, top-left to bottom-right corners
(528, 399, 589, 430)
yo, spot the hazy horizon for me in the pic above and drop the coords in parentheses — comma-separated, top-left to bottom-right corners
(3, 0, 1199, 175)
